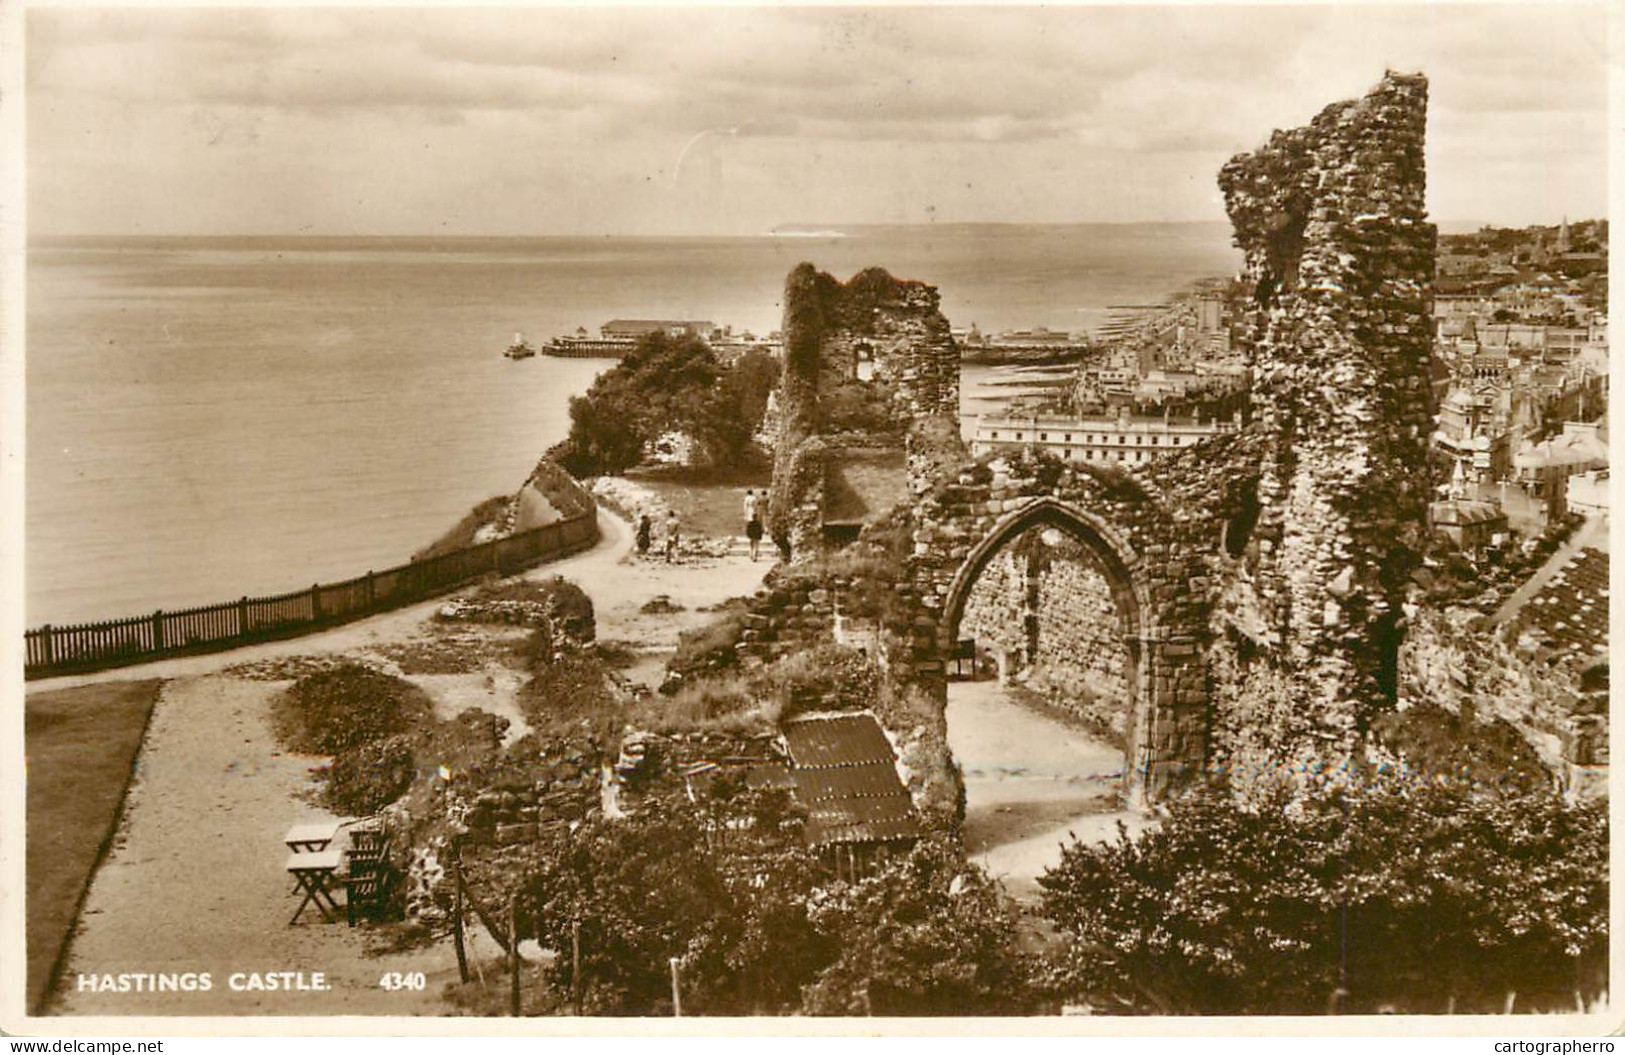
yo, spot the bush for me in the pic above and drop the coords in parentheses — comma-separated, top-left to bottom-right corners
(802, 838, 1041, 1015)
(762, 644, 880, 718)
(1370, 703, 1549, 793)
(630, 676, 766, 736)
(324, 735, 417, 815)
(522, 794, 823, 1015)
(273, 663, 434, 755)
(519, 801, 1035, 1016)
(666, 612, 747, 683)
(1038, 776, 1608, 1014)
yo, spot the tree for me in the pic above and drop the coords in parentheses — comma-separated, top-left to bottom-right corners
(519, 786, 827, 1015)
(801, 838, 1040, 1016)
(690, 348, 779, 469)
(517, 790, 1040, 1015)
(550, 335, 777, 476)
(1037, 776, 1607, 1014)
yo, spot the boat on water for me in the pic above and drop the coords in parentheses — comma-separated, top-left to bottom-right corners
(504, 332, 536, 360)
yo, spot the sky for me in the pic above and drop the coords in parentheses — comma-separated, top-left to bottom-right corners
(21, 2, 1613, 237)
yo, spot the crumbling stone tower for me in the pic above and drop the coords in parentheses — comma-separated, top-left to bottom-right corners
(767, 265, 962, 560)
(1211, 71, 1437, 779)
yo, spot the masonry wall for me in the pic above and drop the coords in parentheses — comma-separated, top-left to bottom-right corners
(956, 530, 1135, 740)
(1399, 609, 1607, 799)
(1032, 549, 1132, 742)
(768, 265, 963, 563)
(905, 453, 1217, 797)
(759, 73, 1447, 804)
(1206, 71, 1437, 781)
(957, 549, 1027, 676)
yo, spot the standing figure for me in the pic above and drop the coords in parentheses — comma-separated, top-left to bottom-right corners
(636, 513, 652, 556)
(664, 510, 680, 563)
(743, 488, 763, 561)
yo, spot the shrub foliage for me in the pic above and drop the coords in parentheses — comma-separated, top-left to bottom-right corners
(518, 791, 1037, 1016)
(323, 734, 417, 815)
(273, 662, 433, 756)
(1037, 776, 1608, 1014)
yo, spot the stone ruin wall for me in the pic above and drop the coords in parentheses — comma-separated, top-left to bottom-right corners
(1033, 550, 1132, 741)
(957, 549, 1028, 676)
(1399, 608, 1608, 799)
(757, 73, 1448, 800)
(1205, 71, 1437, 781)
(907, 459, 1215, 796)
(957, 536, 1133, 742)
(768, 265, 962, 562)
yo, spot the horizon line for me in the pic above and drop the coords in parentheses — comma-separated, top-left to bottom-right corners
(25, 216, 1575, 241)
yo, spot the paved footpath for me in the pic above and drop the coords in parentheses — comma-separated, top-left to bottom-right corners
(946, 680, 1154, 901)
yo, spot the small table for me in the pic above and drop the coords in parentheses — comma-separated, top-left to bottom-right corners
(284, 820, 341, 853)
(284, 821, 342, 894)
(286, 850, 342, 925)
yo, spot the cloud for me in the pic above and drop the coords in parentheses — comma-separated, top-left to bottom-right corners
(24, 4, 1610, 236)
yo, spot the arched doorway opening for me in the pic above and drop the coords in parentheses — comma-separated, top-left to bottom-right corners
(940, 498, 1155, 895)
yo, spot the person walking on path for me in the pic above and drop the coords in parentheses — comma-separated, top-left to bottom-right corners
(743, 488, 763, 561)
(664, 509, 680, 563)
(636, 514, 653, 557)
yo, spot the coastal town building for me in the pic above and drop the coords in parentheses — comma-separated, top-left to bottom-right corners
(1426, 222, 1609, 521)
(1568, 470, 1610, 517)
(1428, 497, 1509, 556)
(969, 409, 1237, 466)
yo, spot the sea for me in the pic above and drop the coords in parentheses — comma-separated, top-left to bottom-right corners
(25, 224, 1240, 627)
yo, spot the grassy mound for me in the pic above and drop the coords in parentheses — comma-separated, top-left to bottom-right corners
(324, 734, 418, 815)
(272, 662, 434, 756)
(413, 495, 510, 560)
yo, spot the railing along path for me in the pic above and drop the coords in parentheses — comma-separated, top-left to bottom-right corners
(24, 508, 599, 679)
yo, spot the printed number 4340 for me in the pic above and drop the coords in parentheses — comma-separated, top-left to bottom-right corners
(378, 972, 426, 991)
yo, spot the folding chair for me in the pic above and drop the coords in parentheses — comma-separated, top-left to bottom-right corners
(343, 827, 394, 926)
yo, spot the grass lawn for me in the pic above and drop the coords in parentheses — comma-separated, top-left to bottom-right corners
(25, 679, 163, 1013)
(625, 464, 771, 539)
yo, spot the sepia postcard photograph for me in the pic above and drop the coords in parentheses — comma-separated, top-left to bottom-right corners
(1, 0, 1615, 1037)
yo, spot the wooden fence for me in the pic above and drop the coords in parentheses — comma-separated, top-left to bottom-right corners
(24, 508, 599, 680)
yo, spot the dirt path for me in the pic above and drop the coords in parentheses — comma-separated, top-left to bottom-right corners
(50, 676, 503, 1016)
(31, 508, 770, 694)
(39, 507, 775, 1016)
(946, 680, 1154, 901)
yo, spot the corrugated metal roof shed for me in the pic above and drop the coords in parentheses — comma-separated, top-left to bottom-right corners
(784, 713, 895, 768)
(784, 713, 920, 847)
(793, 763, 909, 803)
(807, 814, 923, 847)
